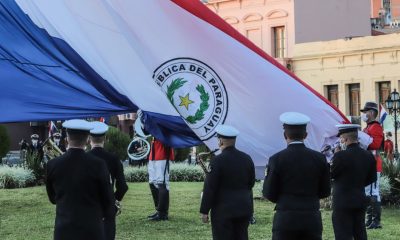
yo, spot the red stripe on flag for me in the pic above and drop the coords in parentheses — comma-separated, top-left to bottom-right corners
(170, 0, 349, 123)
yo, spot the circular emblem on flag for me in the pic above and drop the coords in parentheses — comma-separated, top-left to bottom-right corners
(153, 58, 228, 140)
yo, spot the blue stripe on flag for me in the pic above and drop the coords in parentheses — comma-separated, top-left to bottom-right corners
(0, 0, 136, 122)
(142, 111, 202, 148)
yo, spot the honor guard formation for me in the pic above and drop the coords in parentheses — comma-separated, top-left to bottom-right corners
(43, 102, 385, 240)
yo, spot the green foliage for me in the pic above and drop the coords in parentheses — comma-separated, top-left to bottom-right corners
(105, 126, 131, 161)
(0, 125, 10, 159)
(380, 175, 392, 198)
(124, 163, 204, 182)
(124, 166, 148, 182)
(24, 151, 44, 181)
(1, 183, 400, 240)
(196, 144, 210, 154)
(174, 147, 191, 162)
(0, 165, 35, 189)
(381, 157, 400, 205)
(169, 164, 204, 182)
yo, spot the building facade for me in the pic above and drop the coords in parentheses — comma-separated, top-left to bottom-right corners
(292, 33, 400, 123)
(205, 0, 371, 67)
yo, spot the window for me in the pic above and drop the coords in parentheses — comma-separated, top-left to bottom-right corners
(273, 26, 285, 58)
(378, 81, 391, 106)
(348, 84, 360, 116)
(326, 85, 339, 108)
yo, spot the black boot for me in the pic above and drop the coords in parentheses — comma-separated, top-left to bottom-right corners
(365, 203, 373, 227)
(148, 183, 159, 218)
(150, 184, 169, 221)
(367, 197, 382, 229)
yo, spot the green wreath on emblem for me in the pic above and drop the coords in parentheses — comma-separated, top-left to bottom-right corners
(167, 78, 187, 105)
(166, 78, 209, 124)
(185, 85, 209, 124)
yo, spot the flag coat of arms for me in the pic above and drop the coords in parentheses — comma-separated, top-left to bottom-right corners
(0, 0, 348, 174)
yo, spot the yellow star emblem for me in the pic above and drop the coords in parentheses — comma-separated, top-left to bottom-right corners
(179, 93, 194, 110)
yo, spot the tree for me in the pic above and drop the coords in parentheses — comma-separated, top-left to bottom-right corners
(0, 125, 10, 159)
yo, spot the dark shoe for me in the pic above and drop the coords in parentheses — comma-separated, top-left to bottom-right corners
(249, 216, 256, 225)
(366, 222, 382, 229)
(149, 213, 168, 221)
(147, 212, 158, 219)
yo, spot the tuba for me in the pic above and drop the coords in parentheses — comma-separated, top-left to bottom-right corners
(42, 138, 64, 160)
(127, 136, 150, 160)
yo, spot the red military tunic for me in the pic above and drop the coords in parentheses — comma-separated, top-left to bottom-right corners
(148, 139, 174, 161)
(384, 139, 394, 161)
(363, 121, 383, 172)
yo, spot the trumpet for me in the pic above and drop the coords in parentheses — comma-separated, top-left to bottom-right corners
(42, 138, 64, 160)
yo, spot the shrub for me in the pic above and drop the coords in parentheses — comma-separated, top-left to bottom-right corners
(0, 125, 11, 159)
(381, 157, 400, 205)
(0, 165, 35, 189)
(169, 163, 204, 182)
(105, 127, 131, 161)
(124, 163, 205, 182)
(124, 166, 148, 182)
(380, 175, 391, 199)
(24, 151, 45, 181)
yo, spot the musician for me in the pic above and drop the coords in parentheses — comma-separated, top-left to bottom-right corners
(28, 134, 44, 160)
(359, 102, 384, 229)
(200, 125, 255, 240)
(135, 118, 174, 221)
(52, 132, 66, 152)
(45, 119, 114, 240)
(88, 121, 128, 240)
(263, 112, 331, 240)
(331, 124, 377, 240)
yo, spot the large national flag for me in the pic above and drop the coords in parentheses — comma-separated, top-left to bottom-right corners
(0, 0, 348, 174)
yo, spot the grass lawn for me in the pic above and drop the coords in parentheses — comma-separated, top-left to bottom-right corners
(0, 182, 399, 240)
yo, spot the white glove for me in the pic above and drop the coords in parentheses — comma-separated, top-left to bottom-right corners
(358, 131, 372, 150)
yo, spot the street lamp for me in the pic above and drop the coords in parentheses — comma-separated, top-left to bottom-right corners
(385, 88, 400, 159)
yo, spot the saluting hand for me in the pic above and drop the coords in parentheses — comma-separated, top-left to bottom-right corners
(201, 214, 209, 223)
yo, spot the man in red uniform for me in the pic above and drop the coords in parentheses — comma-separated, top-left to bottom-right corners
(384, 132, 394, 161)
(359, 102, 384, 229)
(135, 116, 174, 221)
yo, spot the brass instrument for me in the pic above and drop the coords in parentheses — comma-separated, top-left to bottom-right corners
(127, 136, 150, 161)
(42, 138, 64, 160)
(196, 150, 218, 174)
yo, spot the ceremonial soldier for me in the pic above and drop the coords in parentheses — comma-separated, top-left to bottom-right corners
(331, 124, 377, 240)
(263, 112, 331, 240)
(52, 132, 66, 152)
(359, 102, 384, 229)
(135, 117, 174, 221)
(28, 134, 44, 159)
(200, 125, 255, 240)
(88, 121, 129, 240)
(45, 119, 114, 240)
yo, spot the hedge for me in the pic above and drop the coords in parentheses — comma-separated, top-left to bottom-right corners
(0, 166, 35, 189)
(124, 163, 205, 182)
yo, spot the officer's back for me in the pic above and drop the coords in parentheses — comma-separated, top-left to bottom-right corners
(266, 144, 330, 210)
(46, 120, 113, 240)
(332, 143, 377, 209)
(211, 146, 255, 217)
(262, 112, 330, 240)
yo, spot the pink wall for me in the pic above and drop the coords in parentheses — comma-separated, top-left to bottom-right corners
(371, 0, 382, 18)
(205, 0, 295, 58)
(294, 0, 371, 44)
